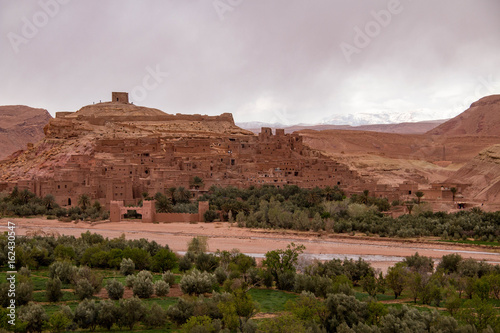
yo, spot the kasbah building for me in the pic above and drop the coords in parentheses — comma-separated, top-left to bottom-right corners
(0, 92, 467, 220)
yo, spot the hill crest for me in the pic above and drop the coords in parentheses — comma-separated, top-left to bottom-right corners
(427, 95, 500, 136)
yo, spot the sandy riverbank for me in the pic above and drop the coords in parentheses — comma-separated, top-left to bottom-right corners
(2, 217, 500, 273)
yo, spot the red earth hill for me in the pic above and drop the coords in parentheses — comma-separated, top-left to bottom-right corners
(427, 95, 500, 136)
(0, 105, 52, 161)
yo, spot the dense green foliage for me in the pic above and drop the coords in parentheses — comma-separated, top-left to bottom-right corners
(200, 185, 500, 242)
(2, 223, 500, 331)
(0, 188, 109, 221)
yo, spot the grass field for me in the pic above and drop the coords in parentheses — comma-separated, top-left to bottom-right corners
(248, 288, 298, 313)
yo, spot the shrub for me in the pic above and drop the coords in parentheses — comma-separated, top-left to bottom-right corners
(48, 310, 72, 333)
(19, 267, 31, 277)
(73, 266, 102, 294)
(74, 299, 100, 331)
(260, 269, 274, 288)
(18, 303, 48, 333)
(204, 210, 218, 222)
(179, 255, 193, 272)
(133, 270, 154, 298)
(120, 258, 135, 276)
(125, 275, 136, 289)
(49, 261, 76, 284)
(122, 248, 151, 270)
(162, 270, 176, 285)
(118, 297, 146, 330)
(215, 267, 228, 285)
(46, 278, 63, 302)
(277, 271, 296, 291)
(75, 278, 94, 300)
(16, 282, 33, 306)
(154, 280, 170, 297)
(167, 297, 195, 325)
(143, 303, 168, 328)
(196, 252, 219, 272)
(182, 315, 220, 333)
(325, 293, 368, 330)
(97, 299, 119, 330)
(152, 249, 178, 272)
(403, 252, 434, 274)
(180, 269, 217, 295)
(106, 279, 125, 300)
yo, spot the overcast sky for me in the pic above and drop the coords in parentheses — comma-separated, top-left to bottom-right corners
(1, 0, 499, 125)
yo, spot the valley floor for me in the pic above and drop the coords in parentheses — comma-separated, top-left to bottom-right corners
(2, 218, 500, 273)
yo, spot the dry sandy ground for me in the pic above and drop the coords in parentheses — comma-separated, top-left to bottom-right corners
(2, 218, 500, 273)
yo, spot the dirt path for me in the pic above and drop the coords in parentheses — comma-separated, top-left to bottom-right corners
(2, 218, 500, 273)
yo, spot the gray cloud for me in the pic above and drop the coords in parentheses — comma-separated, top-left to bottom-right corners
(1, 0, 499, 125)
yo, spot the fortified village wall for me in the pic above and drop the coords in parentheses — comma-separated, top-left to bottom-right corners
(0, 93, 468, 213)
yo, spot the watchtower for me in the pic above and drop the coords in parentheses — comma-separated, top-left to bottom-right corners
(112, 92, 129, 104)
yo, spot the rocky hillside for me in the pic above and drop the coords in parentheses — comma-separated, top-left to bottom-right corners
(0, 106, 52, 160)
(427, 95, 500, 136)
(448, 144, 500, 203)
(0, 101, 253, 181)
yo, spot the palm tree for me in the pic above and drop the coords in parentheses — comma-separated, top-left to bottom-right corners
(405, 202, 414, 215)
(78, 194, 90, 210)
(174, 187, 191, 204)
(19, 189, 33, 205)
(362, 190, 370, 204)
(42, 194, 56, 210)
(450, 187, 457, 202)
(154, 192, 173, 213)
(415, 191, 424, 205)
(190, 176, 204, 189)
(167, 187, 177, 205)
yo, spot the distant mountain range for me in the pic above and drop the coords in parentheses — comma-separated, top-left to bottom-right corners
(237, 118, 449, 135)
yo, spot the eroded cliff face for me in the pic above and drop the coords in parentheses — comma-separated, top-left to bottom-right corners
(448, 145, 500, 203)
(0, 105, 52, 160)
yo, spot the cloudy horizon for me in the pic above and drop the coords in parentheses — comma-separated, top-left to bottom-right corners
(1, 0, 499, 125)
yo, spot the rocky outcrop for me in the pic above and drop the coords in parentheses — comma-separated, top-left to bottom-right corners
(447, 145, 500, 203)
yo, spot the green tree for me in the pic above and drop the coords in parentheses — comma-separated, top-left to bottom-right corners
(143, 303, 168, 329)
(174, 187, 191, 204)
(120, 257, 135, 275)
(118, 297, 146, 330)
(450, 187, 457, 202)
(74, 299, 100, 331)
(190, 176, 204, 189)
(262, 243, 305, 286)
(48, 310, 71, 333)
(132, 270, 154, 299)
(154, 280, 170, 296)
(403, 252, 434, 274)
(187, 236, 209, 256)
(106, 279, 124, 300)
(459, 296, 499, 331)
(386, 263, 408, 299)
(46, 278, 63, 302)
(152, 248, 178, 272)
(78, 194, 91, 210)
(97, 299, 118, 330)
(18, 303, 48, 333)
(415, 191, 424, 204)
(42, 194, 56, 210)
(155, 192, 173, 213)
